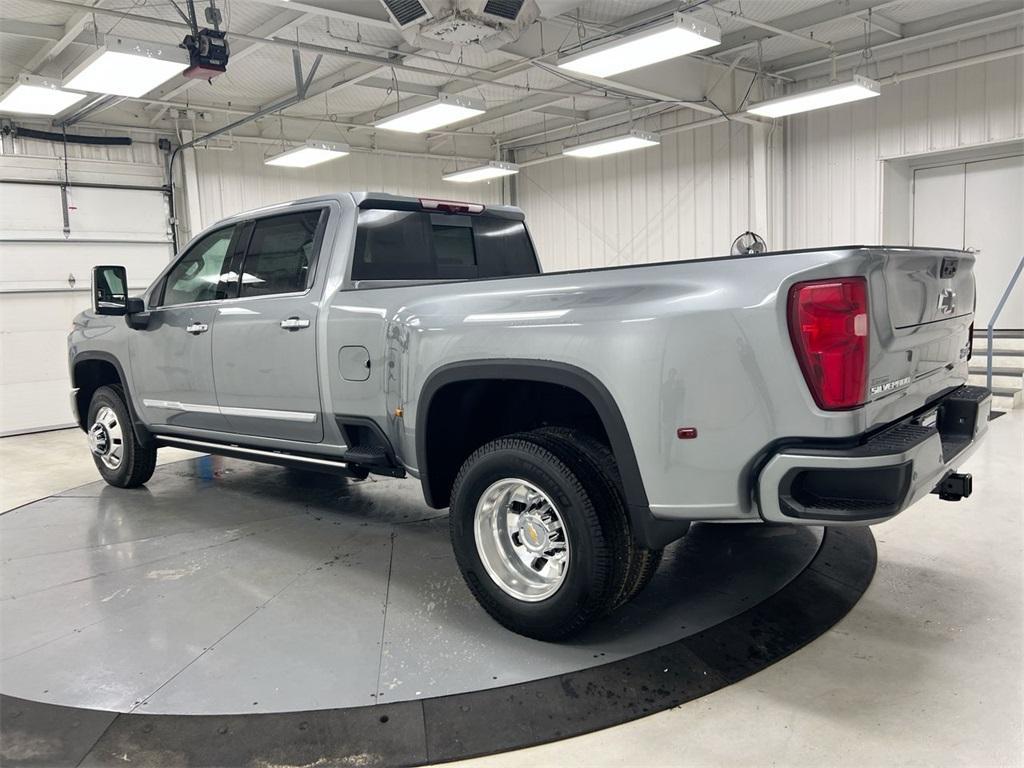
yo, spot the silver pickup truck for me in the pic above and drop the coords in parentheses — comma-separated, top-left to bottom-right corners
(70, 192, 991, 639)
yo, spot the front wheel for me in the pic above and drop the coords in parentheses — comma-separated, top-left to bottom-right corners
(87, 385, 157, 488)
(449, 433, 630, 640)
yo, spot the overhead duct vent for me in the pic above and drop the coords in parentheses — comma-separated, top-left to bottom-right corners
(380, 0, 539, 52)
(381, 0, 431, 29)
(481, 0, 526, 20)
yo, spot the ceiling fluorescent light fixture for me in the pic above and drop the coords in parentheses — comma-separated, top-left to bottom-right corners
(0, 74, 88, 115)
(557, 13, 720, 78)
(443, 161, 519, 183)
(64, 36, 189, 98)
(264, 141, 351, 168)
(563, 130, 660, 159)
(746, 75, 881, 118)
(375, 94, 485, 134)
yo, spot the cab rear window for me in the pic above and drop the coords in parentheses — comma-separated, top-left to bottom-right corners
(352, 209, 538, 281)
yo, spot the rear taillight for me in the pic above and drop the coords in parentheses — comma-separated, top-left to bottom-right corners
(787, 277, 869, 410)
(967, 322, 974, 361)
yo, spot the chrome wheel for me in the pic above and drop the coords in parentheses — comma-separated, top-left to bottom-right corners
(88, 405, 124, 470)
(473, 478, 570, 602)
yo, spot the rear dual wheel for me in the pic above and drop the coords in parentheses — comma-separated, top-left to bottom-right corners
(449, 429, 665, 641)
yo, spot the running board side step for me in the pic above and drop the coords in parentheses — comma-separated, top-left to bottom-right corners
(155, 436, 405, 478)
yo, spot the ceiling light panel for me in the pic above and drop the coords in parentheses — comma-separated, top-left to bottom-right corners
(746, 75, 881, 118)
(557, 13, 720, 78)
(64, 36, 189, 98)
(265, 141, 351, 168)
(375, 94, 485, 133)
(443, 161, 520, 183)
(563, 130, 660, 159)
(0, 75, 87, 116)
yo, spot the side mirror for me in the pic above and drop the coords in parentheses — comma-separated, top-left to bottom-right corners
(92, 265, 129, 316)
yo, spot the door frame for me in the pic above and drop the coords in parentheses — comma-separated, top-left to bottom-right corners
(880, 139, 1024, 245)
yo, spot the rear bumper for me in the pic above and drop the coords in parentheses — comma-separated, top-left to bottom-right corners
(757, 385, 991, 525)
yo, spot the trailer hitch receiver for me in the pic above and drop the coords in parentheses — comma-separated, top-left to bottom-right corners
(932, 472, 973, 502)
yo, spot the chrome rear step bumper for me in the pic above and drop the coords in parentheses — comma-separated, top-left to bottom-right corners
(757, 385, 992, 526)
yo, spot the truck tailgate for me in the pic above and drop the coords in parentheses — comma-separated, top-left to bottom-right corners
(868, 248, 974, 409)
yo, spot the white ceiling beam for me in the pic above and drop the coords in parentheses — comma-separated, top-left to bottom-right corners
(766, 0, 1024, 76)
(22, 4, 98, 73)
(533, 105, 579, 119)
(0, 19, 64, 41)
(857, 11, 903, 40)
(357, 76, 440, 98)
(710, 0, 900, 55)
(231, 0, 394, 29)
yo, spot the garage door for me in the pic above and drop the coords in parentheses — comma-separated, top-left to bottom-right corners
(0, 182, 172, 435)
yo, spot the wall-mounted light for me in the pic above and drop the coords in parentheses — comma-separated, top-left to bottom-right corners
(563, 129, 660, 159)
(375, 93, 485, 134)
(264, 141, 351, 168)
(0, 74, 88, 115)
(64, 36, 189, 98)
(443, 161, 519, 183)
(557, 13, 720, 78)
(746, 75, 881, 118)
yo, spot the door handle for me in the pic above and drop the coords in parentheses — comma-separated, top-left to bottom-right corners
(185, 322, 209, 335)
(280, 317, 311, 330)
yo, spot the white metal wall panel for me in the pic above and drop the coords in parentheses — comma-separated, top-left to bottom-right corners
(785, 27, 1024, 248)
(520, 28, 1023, 273)
(186, 142, 506, 233)
(518, 120, 759, 272)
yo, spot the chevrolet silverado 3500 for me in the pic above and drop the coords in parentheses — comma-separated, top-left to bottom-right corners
(69, 192, 990, 639)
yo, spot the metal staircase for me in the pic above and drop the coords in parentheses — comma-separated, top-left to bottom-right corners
(971, 252, 1024, 412)
(971, 330, 1024, 411)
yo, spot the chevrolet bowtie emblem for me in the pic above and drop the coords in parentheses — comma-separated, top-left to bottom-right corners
(938, 288, 956, 315)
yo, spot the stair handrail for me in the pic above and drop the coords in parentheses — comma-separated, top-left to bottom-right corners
(986, 252, 1024, 390)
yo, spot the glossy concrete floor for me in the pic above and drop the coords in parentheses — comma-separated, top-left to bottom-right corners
(1, 414, 1021, 766)
(0, 452, 821, 714)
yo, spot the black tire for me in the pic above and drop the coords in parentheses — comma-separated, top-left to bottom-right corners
(534, 427, 667, 609)
(87, 385, 157, 488)
(449, 433, 630, 640)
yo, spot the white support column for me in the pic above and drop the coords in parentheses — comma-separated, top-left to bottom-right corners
(749, 121, 771, 244)
(178, 130, 203, 246)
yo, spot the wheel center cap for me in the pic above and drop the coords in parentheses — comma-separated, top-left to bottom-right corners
(88, 423, 109, 456)
(518, 514, 550, 553)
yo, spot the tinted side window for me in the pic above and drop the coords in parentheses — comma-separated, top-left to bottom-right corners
(352, 210, 539, 282)
(162, 226, 236, 306)
(352, 210, 433, 280)
(240, 209, 324, 297)
(474, 219, 539, 277)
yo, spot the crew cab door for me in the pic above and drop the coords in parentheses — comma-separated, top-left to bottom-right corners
(129, 224, 240, 431)
(211, 207, 328, 443)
